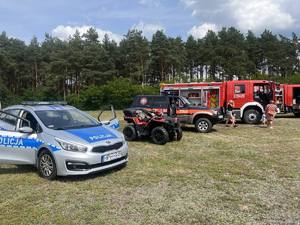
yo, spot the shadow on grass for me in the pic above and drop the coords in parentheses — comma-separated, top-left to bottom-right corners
(0, 165, 36, 175)
(181, 126, 218, 133)
(276, 114, 298, 119)
(57, 163, 127, 182)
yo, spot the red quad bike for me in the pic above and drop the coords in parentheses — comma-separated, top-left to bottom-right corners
(123, 108, 183, 145)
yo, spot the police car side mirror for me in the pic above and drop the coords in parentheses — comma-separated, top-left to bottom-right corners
(19, 127, 33, 134)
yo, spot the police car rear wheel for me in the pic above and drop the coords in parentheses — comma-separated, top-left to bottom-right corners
(38, 150, 57, 180)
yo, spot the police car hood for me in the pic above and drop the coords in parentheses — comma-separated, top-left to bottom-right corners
(49, 125, 122, 145)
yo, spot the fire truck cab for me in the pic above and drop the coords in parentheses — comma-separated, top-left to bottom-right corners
(225, 80, 274, 123)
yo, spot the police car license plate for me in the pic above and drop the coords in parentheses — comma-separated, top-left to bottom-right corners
(102, 151, 123, 163)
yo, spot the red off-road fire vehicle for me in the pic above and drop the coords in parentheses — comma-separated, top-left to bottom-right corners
(129, 95, 222, 133)
(161, 80, 300, 124)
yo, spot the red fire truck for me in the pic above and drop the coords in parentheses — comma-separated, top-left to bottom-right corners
(161, 80, 300, 124)
(280, 84, 300, 117)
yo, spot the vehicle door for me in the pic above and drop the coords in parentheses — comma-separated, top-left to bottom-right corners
(98, 105, 120, 129)
(171, 96, 191, 123)
(253, 83, 273, 108)
(232, 82, 247, 109)
(0, 109, 41, 165)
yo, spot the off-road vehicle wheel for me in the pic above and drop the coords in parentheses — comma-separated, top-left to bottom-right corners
(151, 127, 169, 145)
(123, 125, 137, 141)
(195, 118, 212, 133)
(176, 127, 183, 141)
(243, 109, 261, 124)
(38, 150, 57, 180)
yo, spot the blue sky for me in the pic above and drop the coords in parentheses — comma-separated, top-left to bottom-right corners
(0, 0, 299, 43)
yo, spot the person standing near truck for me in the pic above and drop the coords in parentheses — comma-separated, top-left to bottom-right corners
(226, 100, 237, 127)
(265, 100, 278, 129)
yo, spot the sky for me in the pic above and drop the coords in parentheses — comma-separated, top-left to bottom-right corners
(0, 0, 299, 43)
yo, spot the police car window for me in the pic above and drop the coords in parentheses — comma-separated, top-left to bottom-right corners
(20, 111, 40, 132)
(0, 109, 20, 127)
(35, 109, 99, 130)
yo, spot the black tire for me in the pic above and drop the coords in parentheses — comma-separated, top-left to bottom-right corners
(294, 112, 300, 117)
(243, 109, 261, 124)
(176, 127, 183, 141)
(123, 125, 137, 141)
(195, 118, 212, 133)
(151, 127, 169, 145)
(38, 150, 57, 180)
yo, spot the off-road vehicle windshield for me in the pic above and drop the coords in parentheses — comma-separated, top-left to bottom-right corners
(35, 109, 99, 130)
(180, 97, 191, 106)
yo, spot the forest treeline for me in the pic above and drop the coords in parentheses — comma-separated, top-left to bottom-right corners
(0, 27, 300, 109)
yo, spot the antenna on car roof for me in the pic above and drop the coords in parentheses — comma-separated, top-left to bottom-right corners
(21, 101, 68, 106)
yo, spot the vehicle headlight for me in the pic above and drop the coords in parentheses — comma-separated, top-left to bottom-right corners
(56, 138, 88, 152)
(212, 110, 218, 115)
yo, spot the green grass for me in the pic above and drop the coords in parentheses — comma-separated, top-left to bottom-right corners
(0, 112, 299, 225)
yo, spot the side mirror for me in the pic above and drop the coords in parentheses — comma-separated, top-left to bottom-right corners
(19, 127, 33, 134)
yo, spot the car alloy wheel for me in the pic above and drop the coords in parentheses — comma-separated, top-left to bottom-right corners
(198, 121, 209, 131)
(40, 154, 54, 177)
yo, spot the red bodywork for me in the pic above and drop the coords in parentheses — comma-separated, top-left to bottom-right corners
(282, 84, 300, 107)
(162, 80, 300, 118)
(162, 80, 275, 114)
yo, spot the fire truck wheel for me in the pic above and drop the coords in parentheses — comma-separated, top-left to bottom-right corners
(243, 109, 261, 124)
(195, 118, 212, 133)
(123, 125, 137, 141)
(151, 127, 169, 145)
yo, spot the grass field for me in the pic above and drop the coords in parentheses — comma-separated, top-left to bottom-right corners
(0, 112, 299, 225)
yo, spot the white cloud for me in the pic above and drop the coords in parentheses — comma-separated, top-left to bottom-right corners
(138, 0, 160, 7)
(230, 0, 294, 31)
(188, 23, 218, 39)
(132, 21, 165, 38)
(51, 25, 122, 43)
(181, 0, 296, 32)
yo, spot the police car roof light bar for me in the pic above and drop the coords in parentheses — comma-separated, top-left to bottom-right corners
(21, 101, 68, 106)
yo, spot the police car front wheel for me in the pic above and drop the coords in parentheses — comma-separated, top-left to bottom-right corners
(38, 150, 57, 180)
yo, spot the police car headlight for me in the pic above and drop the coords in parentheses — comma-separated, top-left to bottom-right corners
(56, 138, 87, 152)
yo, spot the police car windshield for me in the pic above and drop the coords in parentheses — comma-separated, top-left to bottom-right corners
(35, 109, 99, 130)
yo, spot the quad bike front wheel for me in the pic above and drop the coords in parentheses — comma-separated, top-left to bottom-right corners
(151, 127, 169, 145)
(123, 125, 137, 141)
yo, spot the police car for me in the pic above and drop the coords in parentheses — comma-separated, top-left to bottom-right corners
(0, 102, 128, 180)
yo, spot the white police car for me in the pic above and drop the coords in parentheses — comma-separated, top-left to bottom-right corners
(0, 102, 128, 180)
